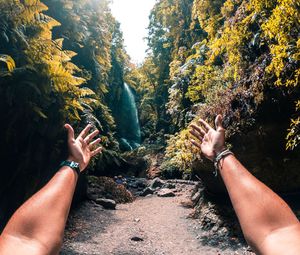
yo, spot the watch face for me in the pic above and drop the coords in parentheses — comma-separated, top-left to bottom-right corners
(70, 161, 79, 168)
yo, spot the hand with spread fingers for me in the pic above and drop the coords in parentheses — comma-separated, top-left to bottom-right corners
(189, 115, 226, 161)
(64, 124, 102, 171)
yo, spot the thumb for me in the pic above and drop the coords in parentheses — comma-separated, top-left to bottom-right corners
(215, 115, 224, 131)
(64, 124, 75, 141)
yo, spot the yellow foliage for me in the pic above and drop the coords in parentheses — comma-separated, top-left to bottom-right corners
(163, 129, 201, 173)
(187, 65, 227, 102)
(0, 55, 16, 72)
(19, 0, 49, 23)
(262, 0, 300, 87)
(192, 0, 223, 39)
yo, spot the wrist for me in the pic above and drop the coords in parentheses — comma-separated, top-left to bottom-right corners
(61, 159, 81, 175)
(213, 146, 227, 157)
(213, 148, 234, 176)
(67, 157, 83, 171)
(218, 153, 235, 168)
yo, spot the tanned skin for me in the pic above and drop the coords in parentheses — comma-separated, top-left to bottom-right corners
(0, 124, 102, 255)
(190, 115, 300, 255)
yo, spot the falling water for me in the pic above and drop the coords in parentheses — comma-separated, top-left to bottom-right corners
(118, 83, 141, 150)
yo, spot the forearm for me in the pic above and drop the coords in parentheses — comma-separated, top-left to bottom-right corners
(219, 155, 299, 250)
(0, 166, 78, 254)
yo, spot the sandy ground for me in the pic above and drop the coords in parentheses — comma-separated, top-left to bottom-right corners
(60, 186, 254, 255)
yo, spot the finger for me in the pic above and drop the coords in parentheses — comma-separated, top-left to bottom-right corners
(89, 138, 101, 149)
(84, 129, 99, 143)
(191, 139, 201, 149)
(198, 119, 212, 131)
(91, 147, 102, 157)
(190, 124, 206, 136)
(64, 124, 75, 141)
(189, 129, 203, 141)
(215, 115, 224, 131)
(78, 124, 92, 139)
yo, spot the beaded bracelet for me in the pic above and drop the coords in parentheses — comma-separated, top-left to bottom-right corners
(213, 149, 234, 176)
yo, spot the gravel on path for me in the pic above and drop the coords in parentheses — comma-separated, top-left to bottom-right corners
(61, 190, 253, 255)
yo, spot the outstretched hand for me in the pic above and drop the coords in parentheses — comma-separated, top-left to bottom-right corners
(64, 124, 102, 171)
(189, 115, 226, 161)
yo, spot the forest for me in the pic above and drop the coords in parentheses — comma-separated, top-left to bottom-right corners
(0, 0, 300, 250)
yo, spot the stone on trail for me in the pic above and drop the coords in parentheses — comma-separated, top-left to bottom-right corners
(163, 182, 176, 189)
(140, 187, 154, 197)
(127, 178, 148, 189)
(191, 190, 202, 203)
(135, 178, 148, 188)
(95, 198, 116, 210)
(157, 188, 176, 197)
(149, 177, 165, 189)
(130, 236, 144, 242)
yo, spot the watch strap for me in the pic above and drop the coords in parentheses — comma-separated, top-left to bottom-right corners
(60, 160, 81, 176)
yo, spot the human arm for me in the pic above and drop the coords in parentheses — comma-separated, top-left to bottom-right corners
(0, 124, 102, 255)
(190, 115, 300, 254)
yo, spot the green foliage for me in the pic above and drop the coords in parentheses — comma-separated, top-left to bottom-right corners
(133, 0, 299, 176)
(167, 0, 299, 148)
(161, 129, 201, 176)
(126, 0, 205, 137)
(125, 58, 159, 138)
(0, 0, 129, 224)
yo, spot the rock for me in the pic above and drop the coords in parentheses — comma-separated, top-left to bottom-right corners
(127, 178, 148, 190)
(180, 199, 194, 208)
(157, 188, 176, 197)
(149, 177, 165, 189)
(95, 198, 116, 210)
(130, 236, 144, 242)
(191, 191, 202, 203)
(135, 178, 148, 188)
(140, 187, 154, 197)
(163, 183, 176, 189)
(127, 181, 138, 189)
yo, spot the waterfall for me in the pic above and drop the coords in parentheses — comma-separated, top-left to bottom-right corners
(118, 83, 141, 150)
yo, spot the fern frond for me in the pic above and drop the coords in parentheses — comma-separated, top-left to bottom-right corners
(0, 55, 16, 72)
(80, 87, 96, 97)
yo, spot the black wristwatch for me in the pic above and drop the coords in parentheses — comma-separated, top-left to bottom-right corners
(60, 160, 81, 176)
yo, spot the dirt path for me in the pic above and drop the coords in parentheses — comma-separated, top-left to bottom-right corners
(61, 187, 252, 255)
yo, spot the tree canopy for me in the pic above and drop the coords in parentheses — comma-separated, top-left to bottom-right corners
(0, 0, 129, 227)
(131, 0, 300, 177)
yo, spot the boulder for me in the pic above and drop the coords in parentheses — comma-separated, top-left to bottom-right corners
(149, 177, 165, 189)
(157, 188, 176, 197)
(140, 187, 154, 197)
(135, 178, 148, 188)
(95, 198, 116, 210)
(163, 183, 176, 189)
